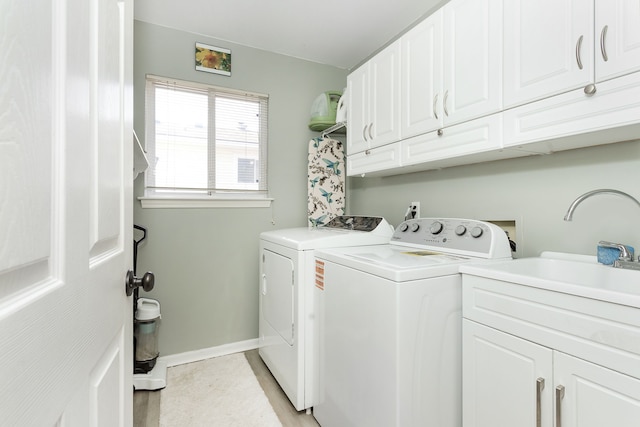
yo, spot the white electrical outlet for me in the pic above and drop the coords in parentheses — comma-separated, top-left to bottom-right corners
(410, 201, 420, 219)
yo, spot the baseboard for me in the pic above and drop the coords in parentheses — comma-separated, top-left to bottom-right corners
(158, 338, 259, 368)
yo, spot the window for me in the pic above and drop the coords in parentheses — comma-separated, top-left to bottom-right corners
(143, 75, 268, 204)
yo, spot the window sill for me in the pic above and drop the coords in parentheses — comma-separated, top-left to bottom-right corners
(138, 196, 273, 209)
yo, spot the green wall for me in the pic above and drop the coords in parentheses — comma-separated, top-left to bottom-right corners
(133, 21, 347, 356)
(348, 139, 640, 258)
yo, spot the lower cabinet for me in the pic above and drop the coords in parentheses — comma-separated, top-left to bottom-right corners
(463, 320, 640, 427)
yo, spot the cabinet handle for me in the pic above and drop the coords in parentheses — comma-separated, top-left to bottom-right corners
(536, 378, 545, 427)
(555, 385, 565, 427)
(600, 25, 609, 62)
(443, 90, 449, 116)
(575, 35, 584, 70)
(362, 124, 369, 142)
(368, 123, 374, 140)
(365, 149, 371, 155)
(584, 83, 597, 96)
(433, 94, 439, 119)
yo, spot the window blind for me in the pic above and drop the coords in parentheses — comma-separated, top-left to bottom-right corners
(144, 75, 268, 197)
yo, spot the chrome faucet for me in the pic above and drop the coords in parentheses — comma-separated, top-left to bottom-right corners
(564, 189, 640, 270)
(563, 189, 640, 221)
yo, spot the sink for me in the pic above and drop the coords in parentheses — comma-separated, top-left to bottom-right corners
(460, 252, 640, 308)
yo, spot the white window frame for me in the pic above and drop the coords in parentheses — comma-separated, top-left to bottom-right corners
(139, 75, 272, 209)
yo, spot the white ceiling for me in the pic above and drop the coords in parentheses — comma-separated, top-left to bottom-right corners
(134, 0, 446, 70)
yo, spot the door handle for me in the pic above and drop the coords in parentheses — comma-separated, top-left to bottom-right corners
(600, 25, 609, 62)
(443, 90, 449, 117)
(536, 377, 545, 427)
(126, 270, 155, 296)
(555, 385, 565, 427)
(433, 94, 439, 119)
(575, 35, 584, 69)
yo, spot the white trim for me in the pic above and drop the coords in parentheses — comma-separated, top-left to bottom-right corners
(138, 197, 273, 209)
(158, 338, 259, 367)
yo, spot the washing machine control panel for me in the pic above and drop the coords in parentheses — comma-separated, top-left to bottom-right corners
(391, 218, 511, 259)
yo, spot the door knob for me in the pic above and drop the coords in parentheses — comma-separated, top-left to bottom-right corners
(126, 270, 155, 296)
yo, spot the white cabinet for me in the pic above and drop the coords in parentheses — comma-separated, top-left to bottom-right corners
(346, 143, 401, 177)
(401, 0, 502, 139)
(464, 321, 640, 427)
(463, 321, 553, 427)
(596, 0, 640, 82)
(462, 275, 640, 427)
(442, 0, 503, 125)
(401, 9, 443, 138)
(504, 0, 640, 109)
(347, 40, 401, 155)
(401, 113, 503, 170)
(503, 0, 592, 109)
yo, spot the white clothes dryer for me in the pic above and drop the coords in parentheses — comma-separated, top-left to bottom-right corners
(313, 218, 512, 427)
(258, 215, 394, 412)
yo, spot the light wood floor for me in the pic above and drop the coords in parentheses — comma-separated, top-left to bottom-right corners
(133, 349, 320, 427)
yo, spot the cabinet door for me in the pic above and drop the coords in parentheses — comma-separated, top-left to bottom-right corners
(402, 113, 502, 166)
(369, 40, 401, 148)
(504, 0, 593, 109)
(554, 352, 640, 427)
(443, 0, 503, 125)
(595, 0, 640, 82)
(347, 64, 370, 155)
(463, 320, 553, 427)
(346, 143, 401, 177)
(401, 9, 443, 138)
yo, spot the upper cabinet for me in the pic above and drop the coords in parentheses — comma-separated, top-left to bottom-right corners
(596, 0, 640, 82)
(503, 0, 592, 109)
(401, 9, 443, 139)
(504, 0, 640, 109)
(346, 0, 640, 177)
(347, 40, 401, 155)
(442, 0, 503, 125)
(401, 0, 503, 139)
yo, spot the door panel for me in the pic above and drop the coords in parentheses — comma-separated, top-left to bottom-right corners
(0, 0, 55, 301)
(596, 0, 640, 81)
(463, 320, 553, 427)
(401, 9, 443, 138)
(555, 351, 640, 427)
(504, 0, 593, 108)
(262, 249, 295, 345)
(443, 0, 502, 124)
(0, 0, 133, 424)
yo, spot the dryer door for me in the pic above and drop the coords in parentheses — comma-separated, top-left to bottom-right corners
(262, 249, 295, 345)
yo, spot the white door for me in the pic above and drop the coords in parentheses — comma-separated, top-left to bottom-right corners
(595, 0, 640, 82)
(503, 0, 593, 109)
(443, 0, 503, 125)
(0, 0, 134, 425)
(368, 40, 401, 148)
(401, 9, 443, 139)
(462, 320, 553, 427)
(346, 64, 370, 155)
(554, 351, 640, 427)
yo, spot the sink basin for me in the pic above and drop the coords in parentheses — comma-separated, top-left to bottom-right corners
(460, 252, 640, 308)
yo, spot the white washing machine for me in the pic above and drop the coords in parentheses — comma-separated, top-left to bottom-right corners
(258, 215, 394, 412)
(313, 218, 512, 427)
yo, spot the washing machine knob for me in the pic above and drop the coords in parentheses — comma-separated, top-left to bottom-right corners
(400, 223, 409, 232)
(429, 221, 444, 234)
(470, 226, 484, 238)
(410, 222, 420, 232)
(455, 225, 467, 236)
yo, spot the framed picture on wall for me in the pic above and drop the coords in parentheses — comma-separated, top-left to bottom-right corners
(195, 42, 231, 76)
